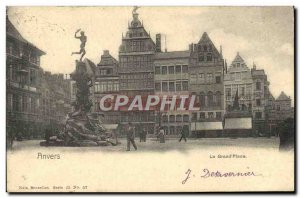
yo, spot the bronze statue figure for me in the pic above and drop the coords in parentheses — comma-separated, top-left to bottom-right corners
(71, 29, 87, 61)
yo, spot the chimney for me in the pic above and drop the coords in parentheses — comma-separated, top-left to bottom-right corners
(103, 50, 109, 56)
(155, 34, 162, 52)
(189, 43, 194, 52)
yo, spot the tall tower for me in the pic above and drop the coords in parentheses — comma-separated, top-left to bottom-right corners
(118, 7, 156, 132)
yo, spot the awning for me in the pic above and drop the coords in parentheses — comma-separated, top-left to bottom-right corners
(191, 122, 223, 131)
(224, 118, 252, 129)
(103, 124, 118, 130)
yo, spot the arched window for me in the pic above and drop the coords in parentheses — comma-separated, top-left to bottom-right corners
(162, 115, 168, 123)
(169, 115, 175, 123)
(183, 114, 189, 122)
(200, 92, 206, 107)
(215, 91, 221, 106)
(176, 115, 182, 122)
(207, 91, 213, 106)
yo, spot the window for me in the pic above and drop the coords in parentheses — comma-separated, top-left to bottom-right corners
(155, 66, 161, 74)
(176, 82, 182, 91)
(169, 126, 175, 135)
(169, 115, 175, 123)
(182, 81, 188, 91)
(190, 74, 197, 84)
(176, 65, 181, 74)
(182, 65, 188, 73)
(200, 92, 205, 107)
(168, 66, 175, 74)
(200, 112, 205, 119)
(198, 45, 202, 51)
(206, 53, 212, 61)
(30, 69, 36, 85)
(226, 88, 231, 100)
(198, 73, 204, 83)
(208, 44, 212, 51)
(162, 66, 167, 75)
(241, 87, 245, 96)
(162, 115, 168, 123)
(256, 99, 261, 106)
(236, 72, 241, 80)
(199, 54, 204, 62)
(207, 73, 213, 83)
(208, 112, 214, 118)
(277, 105, 281, 111)
(215, 91, 221, 106)
(207, 92, 213, 106)
(256, 82, 261, 90)
(176, 126, 182, 135)
(192, 113, 197, 121)
(176, 115, 182, 122)
(183, 115, 189, 122)
(162, 82, 168, 92)
(216, 112, 222, 119)
(203, 45, 207, 51)
(237, 63, 240, 67)
(255, 112, 262, 119)
(215, 72, 221, 84)
(169, 82, 175, 92)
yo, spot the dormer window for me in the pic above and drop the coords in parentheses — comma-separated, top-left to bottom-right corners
(206, 53, 212, 61)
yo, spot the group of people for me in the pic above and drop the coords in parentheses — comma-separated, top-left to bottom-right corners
(125, 123, 189, 151)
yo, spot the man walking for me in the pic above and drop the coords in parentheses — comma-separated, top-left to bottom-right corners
(126, 122, 137, 151)
(179, 126, 188, 142)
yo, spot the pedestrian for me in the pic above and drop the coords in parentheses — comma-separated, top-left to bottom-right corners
(159, 127, 165, 143)
(142, 127, 147, 142)
(126, 122, 137, 151)
(139, 126, 143, 142)
(179, 126, 188, 142)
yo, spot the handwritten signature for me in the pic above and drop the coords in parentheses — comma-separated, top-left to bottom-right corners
(182, 168, 262, 184)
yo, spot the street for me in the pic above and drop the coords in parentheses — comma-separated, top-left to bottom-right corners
(9, 137, 280, 153)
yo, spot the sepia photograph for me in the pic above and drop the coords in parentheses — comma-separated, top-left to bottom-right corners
(5, 6, 295, 192)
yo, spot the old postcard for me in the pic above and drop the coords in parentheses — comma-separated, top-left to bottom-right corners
(6, 6, 295, 192)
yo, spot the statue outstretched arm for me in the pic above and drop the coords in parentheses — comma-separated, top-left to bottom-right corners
(74, 29, 81, 38)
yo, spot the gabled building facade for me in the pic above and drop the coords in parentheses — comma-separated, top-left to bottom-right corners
(118, 9, 156, 134)
(94, 50, 120, 124)
(189, 32, 225, 137)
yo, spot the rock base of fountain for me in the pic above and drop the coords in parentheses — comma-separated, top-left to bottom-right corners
(40, 60, 119, 147)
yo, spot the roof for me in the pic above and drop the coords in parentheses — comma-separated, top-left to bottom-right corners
(252, 69, 265, 76)
(154, 50, 190, 60)
(191, 122, 223, 131)
(98, 51, 118, 66)
(198, 32, 212, 43)
(224, 118, 252, 130)
(6, 16, 45, 55)
(276, 91, 290, 101)
(232, 52, 246, 64)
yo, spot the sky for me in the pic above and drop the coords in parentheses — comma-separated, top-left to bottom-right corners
(7, 6, 294, 104)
